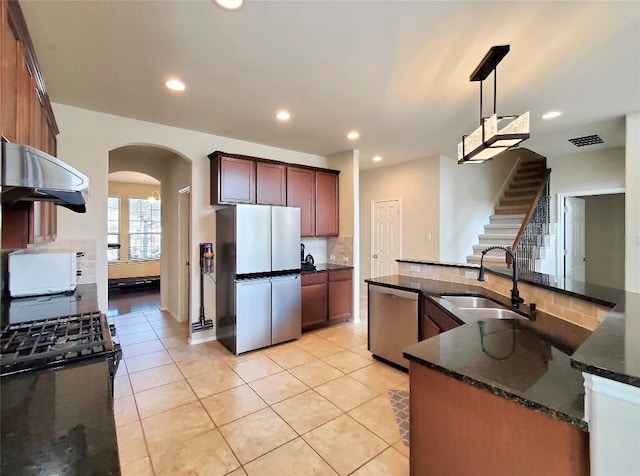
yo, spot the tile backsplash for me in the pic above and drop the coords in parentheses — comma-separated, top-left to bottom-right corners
(398, 262, 611, 330)
(301, 238, 327, 264)
(31, 238, 97, 284)
(327, 236, 353, 266)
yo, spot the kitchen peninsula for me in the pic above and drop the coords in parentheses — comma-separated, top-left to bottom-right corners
(366, 260, 639, 475)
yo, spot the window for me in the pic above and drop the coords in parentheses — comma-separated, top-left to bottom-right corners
(128, 198, 161, 261)
(107, 197, 120, 262)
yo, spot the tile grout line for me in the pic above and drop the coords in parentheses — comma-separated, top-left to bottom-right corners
(115, 311, 404, 475)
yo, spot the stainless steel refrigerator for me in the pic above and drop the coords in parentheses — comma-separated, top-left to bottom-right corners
(216, 205, 301, 354)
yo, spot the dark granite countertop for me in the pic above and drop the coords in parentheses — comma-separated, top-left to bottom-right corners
(366, 274, 592, 429)
(1, 283, 100, 327)
(395, 259, 640, 388)
(301, 263, 353, 275)
(1, 359, 120, 475)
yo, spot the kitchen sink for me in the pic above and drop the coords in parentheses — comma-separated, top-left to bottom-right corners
(441, 295, 504, 309)
(440, 295, 528, 320)
(459, 308, 527, 320)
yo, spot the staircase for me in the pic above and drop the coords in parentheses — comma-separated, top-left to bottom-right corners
(467, 157, 549, 266)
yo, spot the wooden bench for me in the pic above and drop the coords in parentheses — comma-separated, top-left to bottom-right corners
(108, 275, 160, 293)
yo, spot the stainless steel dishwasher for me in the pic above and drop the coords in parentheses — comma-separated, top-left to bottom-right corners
(368, 284, 419, 370)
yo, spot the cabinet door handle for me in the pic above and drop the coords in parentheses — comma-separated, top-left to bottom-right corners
(373, 255, 378, 258)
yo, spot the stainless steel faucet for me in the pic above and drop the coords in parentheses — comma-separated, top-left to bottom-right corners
(477, 245, 525, 308)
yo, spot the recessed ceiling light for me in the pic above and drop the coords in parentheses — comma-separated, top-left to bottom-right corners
(346, 131, 360, 140)
(372, 156, 383, 162)
(276, 111, 291, 121)
(542, 110, 562, 120)
(214, 0, 243, 10)
(165, 79, 186, 91)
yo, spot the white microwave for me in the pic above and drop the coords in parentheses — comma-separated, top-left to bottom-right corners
(8, 250, 78, 297)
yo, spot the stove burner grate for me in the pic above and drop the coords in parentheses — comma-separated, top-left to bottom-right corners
(0, 312, 108, 373)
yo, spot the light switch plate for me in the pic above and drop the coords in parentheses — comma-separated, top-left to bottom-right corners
(343, 257, 349, 262)
(410, 265, 420, 272)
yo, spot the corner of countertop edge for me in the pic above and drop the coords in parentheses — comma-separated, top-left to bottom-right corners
(402, 350, 589, 431)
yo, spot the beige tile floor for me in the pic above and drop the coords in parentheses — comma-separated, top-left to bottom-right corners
(113, 306, 409, 476)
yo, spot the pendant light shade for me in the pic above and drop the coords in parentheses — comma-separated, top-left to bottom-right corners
(458, 45, 530, 164)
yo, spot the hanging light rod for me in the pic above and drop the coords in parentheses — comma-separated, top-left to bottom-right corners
(469, 45, 510, 82)
(458, 45, 530, 165)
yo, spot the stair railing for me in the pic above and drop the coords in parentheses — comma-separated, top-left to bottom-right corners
(506, 168, 551, 273)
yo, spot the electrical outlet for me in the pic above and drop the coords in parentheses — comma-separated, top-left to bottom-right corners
(425, 233, 432, 241)
(343, 256, 349, 262)
(330, 255, 336, 260)
(410, 265, 420, 272)
(465, 271, 477, 279)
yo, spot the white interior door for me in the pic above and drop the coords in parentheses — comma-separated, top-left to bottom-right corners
(371, 199, 402, 278)
(564, 196, 586, 281)
(178, 188, 191, 323)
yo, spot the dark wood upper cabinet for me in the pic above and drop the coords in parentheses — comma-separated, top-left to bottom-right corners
(256, 162, 286, 206)
(286, 167, 316, 236)
(1, 2, 19, 143)
(208, 150, 340, 236)
(1, 0, 59, 249)
(210, 154, 256, 205)
(315, 171, 339, 237)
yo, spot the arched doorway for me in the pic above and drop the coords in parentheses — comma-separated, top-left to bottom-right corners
(106, 170, 162, 315)
(107, 145, 192, 343)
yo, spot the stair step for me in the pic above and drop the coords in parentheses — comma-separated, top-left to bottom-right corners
(479, 235, 516, 246)
(472, 244, 513, 256)
(509, 177, 545, 187)
(504, 186, 539, 197)
(495, 205, 529, 214)
(489, 213, 525, 220)
(500, 195, 536, 205)
(518, 162, 545, 171)
(484, 224, 521, 234)
(467, 254, 507, 265)
(513, 170, 545, 179)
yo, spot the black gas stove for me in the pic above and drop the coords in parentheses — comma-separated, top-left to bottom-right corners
(0, 311, 121, 380)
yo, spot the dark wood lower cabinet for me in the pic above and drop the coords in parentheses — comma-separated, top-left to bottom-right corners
(301, 268, 352, 331)
(301, 286, 328, 331)
(328, 270, 352, 322)
(410, 362, 589, 476)
(421, 297, 462, 340)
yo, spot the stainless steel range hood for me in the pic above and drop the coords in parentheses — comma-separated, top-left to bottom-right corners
(1, 142, 89, 213)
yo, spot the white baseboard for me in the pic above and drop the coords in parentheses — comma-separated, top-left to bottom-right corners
(189, 329, 217, 345)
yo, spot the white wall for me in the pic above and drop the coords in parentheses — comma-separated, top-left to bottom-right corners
(439, 152, 515, 263)
(359, 156, 441, 294)
(52, 103, 326, 338)
(626, 112, 640, 293)
(327, 149, 360, 321)
(548, 147, 625, 224)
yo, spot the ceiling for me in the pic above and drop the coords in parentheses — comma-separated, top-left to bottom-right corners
(21, 1, 640, 170)
(108, 171, 160, 185)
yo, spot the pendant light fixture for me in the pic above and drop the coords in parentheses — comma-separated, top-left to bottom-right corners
(458, 45, 530, 164)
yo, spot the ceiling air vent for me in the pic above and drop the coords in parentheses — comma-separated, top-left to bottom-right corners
(568, 134, 605, 147)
